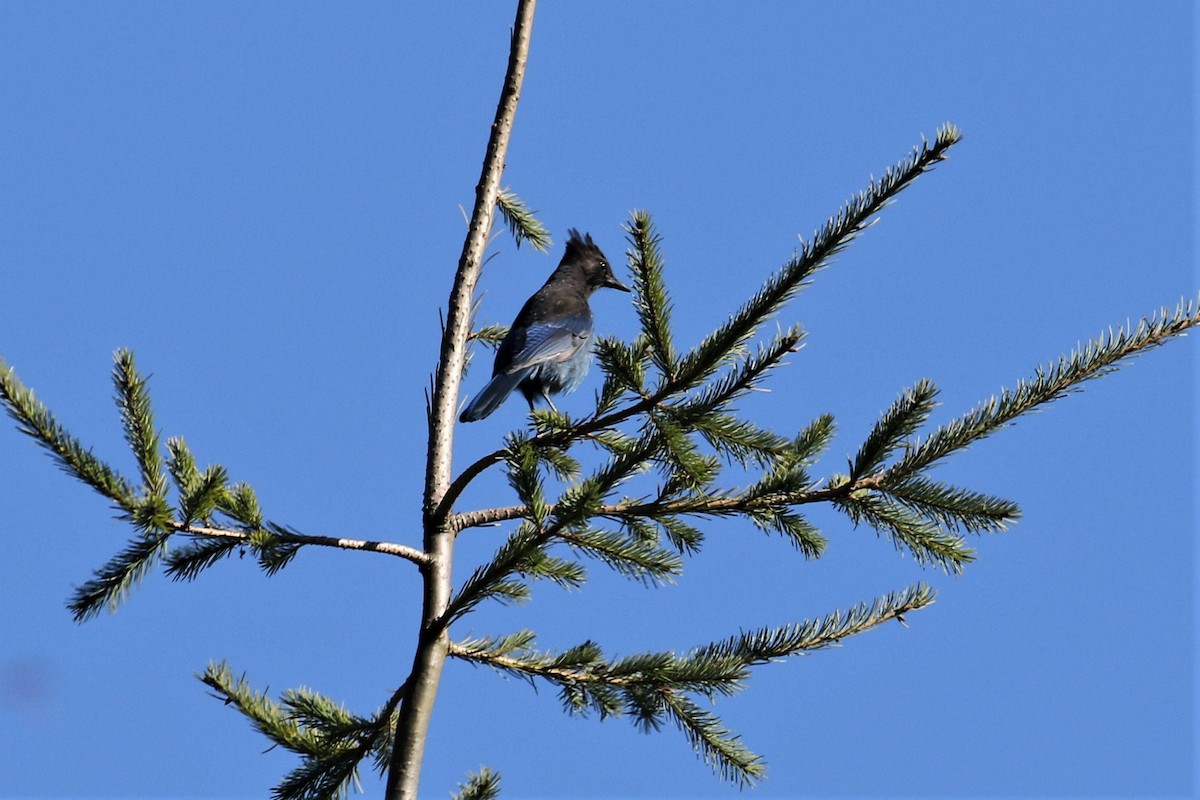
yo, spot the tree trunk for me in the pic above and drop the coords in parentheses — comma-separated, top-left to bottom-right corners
(384, 2, 537, 798)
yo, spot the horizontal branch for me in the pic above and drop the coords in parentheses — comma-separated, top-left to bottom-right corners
(449, 477, 875, 532)
(449, 583, 932, 787)
(174, 522, 431, 567)
(451, 583, 933, 686)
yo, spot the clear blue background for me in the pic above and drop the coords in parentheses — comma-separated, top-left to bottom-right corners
(0, 3, 1193, 798)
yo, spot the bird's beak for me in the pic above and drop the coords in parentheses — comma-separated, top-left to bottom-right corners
(605, 275, 632, 292)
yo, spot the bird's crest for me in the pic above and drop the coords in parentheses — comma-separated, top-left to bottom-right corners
(564, 228, 602, 260)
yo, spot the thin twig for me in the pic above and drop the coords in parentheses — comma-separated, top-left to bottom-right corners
(447, 640, 638, 686)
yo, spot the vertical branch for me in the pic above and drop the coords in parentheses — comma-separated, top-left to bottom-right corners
(423, 0, 537, 521)
(387, 2, 538, 799)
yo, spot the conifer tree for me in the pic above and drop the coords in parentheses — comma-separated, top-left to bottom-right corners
(1, 2, 1195, 798)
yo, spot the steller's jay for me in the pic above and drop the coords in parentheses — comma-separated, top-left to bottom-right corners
(459, 229, 630, 422)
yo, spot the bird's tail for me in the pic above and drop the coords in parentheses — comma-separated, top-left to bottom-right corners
(459, 370, 528, 422)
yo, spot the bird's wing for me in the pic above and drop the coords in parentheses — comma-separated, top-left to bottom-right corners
(505, 314, 591, 372)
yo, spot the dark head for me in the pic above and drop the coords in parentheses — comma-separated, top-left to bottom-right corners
(558, 228, 630, 294)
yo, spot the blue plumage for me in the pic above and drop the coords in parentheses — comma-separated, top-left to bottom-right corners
(460, 229, 629, 422)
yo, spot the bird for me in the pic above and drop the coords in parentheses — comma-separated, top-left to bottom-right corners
(459, 229, 630, 422)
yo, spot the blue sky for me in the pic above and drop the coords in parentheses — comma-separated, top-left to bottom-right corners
(0, 3, 1194, 798)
